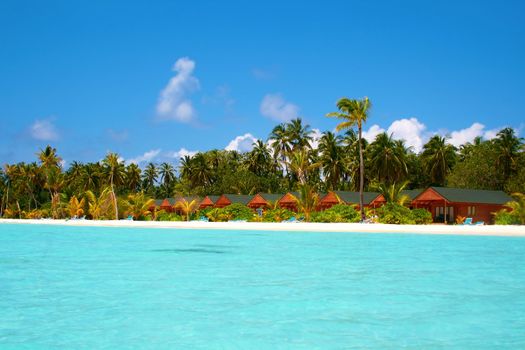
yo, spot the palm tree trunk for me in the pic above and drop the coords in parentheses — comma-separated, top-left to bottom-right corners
(111, 174, 118, 220)
(358, 125, 365, 221)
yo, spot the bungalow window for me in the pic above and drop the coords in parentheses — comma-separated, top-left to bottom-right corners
(467, 206, 476, 216)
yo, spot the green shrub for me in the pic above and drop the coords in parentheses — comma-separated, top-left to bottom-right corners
(223, 203, 254, 221)
(494, 210, 520, 225)
(205, 208, 230, 222)
(263, 208, 294, 222)
(156, 210, 183, 221)
(376, 203, 415, 224)
(313, 204, 360, 223)
(411, 208, 433, 225)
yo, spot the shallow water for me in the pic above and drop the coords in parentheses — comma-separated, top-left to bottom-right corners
(1, 224, 525, 349)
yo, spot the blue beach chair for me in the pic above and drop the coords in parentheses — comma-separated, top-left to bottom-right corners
(462, 217, 473, 225)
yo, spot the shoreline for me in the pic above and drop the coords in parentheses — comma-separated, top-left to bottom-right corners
(1, 218, 524, 237)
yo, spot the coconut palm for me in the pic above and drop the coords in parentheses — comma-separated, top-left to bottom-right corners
(292, 184, 319, 222)
(142, 162, 158, 193)
(505, 192, 525, 224)
(37, 145, 62, 202)
(493, 128, 523, 183)
(327, 97, 371, 221)
(125, 163, 142, 192)
(123, 192, 155, 220)
(420, 135, 457, 186)
(85, 188, 114, 220)
(174, 198, 200, 221)
(67, 195, 86, 218)
(286, 118, 313, 151)
(287, 149, 320, 186)
(372, 180, 411, 206)
(102, 153, 124, 220)
(318, 131, 345, 190)
(368, 133, 409, 184)
(246, 140, 272, 176)
(268, 123, 291, 175)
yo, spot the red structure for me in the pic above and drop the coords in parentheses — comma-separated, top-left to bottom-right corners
(411, 187, 512, 224)
(278, 192, 299, 211)
(199, 196, 217, 209)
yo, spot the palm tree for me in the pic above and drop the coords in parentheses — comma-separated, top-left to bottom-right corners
(67, 195, 86, 218)
(287, 149, 320, 186)
(318, 131, 345, 190)
(37, 145, 62, 203)
(85, 188, 114, 220)
(420, 135, 457, 186)
(493, 128, 523, 183)
(292, 184, 319, 222)
(174, 198, 200, 221)
(142, 162, 158, 193)
(372, 181, 411, 206)
(123, 192, 155, 220)
(286, 118, 313, 151)
(327, 97, 371, 221)
(159, 162, 175, 195)
(268, 123, 290, 175)
(125, 163, 142, 192)
(505, 192, 525, 224)
(368, 133, 409, 184)
(102, 153, 124, 220)
(246, 140, 272, 176)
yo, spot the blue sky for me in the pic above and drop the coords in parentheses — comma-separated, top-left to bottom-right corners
(1, 0, 524, 167)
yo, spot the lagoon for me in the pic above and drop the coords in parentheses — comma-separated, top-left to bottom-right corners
(1, 223, 525, 349)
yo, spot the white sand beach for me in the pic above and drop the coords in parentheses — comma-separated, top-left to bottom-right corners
(1, 218, 524, 237)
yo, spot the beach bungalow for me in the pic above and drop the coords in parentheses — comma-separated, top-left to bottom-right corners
(199, 195, 219, 209)
(278, 192, 300, 211)
(368, 189, 424, 208)
(411, 187, 512, 224)
(247, 193, 284, 209)
(318, 191, 381, 210)
(158, 198, 177, 212)
(214, 194, 253, 208)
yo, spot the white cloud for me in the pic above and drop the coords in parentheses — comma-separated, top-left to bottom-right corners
(164, 147, 198, 160)
(127, 149, 161, 165)
(483, 128, 500, 140)
(447, 123, 487, 147)
(387, 117, 427, 152)
(156, 57, 199, 123)
(225, 133, 258, 152)
(30, 118, 59, 141)
(310, 128, 323, 149)
(362, 124, 385, 143)
(260, 94, 299, 122)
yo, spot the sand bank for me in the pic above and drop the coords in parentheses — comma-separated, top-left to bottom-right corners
(1, 218, 524, 237)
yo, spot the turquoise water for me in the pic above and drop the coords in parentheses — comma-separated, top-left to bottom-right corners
(1, 224, 525, 349)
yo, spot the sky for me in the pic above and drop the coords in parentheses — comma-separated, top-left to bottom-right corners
(0, 0, 524, 168)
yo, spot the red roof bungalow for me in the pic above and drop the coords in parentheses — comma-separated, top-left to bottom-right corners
(214, 194, 253, 208)
(368, 189, 424, 208)
(278, 192, 299, 211)
(411, 187, 512, 224)
(247, 193, 285, 209)
(199, 195, 219, 209)
(318, 191, 381, 210)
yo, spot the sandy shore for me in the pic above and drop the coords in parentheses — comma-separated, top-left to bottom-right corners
(1, 218, 524, 237)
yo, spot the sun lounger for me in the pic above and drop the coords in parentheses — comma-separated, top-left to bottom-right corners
(462, 217, 473, 225)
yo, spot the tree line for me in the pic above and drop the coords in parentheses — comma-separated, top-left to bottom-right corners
(1, 97, 524, 219)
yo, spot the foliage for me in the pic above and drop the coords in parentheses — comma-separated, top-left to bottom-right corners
(156, 210, 183, 222)
(262, 208, 294, 222)
(205, 208, 231, 222)
(293, 184, 319, 222)
(411, 208, 433, 225)
(174, 198, 200, 221)
(312, 204, 360, 223)
(493, 210, 521, 225)
(503, 193, 525, 224)
(222, 203, 254, 221)
(121, 192, 155, 220)
(372, 181, 410, 205)
(375, 202, 416, 224)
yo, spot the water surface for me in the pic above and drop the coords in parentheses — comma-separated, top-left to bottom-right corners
(1, 224, 525, 349)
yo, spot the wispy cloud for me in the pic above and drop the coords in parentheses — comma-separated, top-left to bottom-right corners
(29, 118, 59, 141)
(156, 57, 199, 123)
(260, 93, 299, 122)
(126, 148, 198, 166)
(225, 133, 258, 152)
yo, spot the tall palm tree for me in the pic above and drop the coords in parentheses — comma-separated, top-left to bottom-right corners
(286, 118, 313, 151)
(318, 131, 345, 190)
(368, 133, 409, 184)
(102, 153, 124, 220)
(493, 128, 523, 183)
(372, 180, 411, 206)
(125, 163, 142, 192)
(268, 123, 290, 175)
(142, 162, 158, 193)
(420, 135, 457, 186)
(246, 140, 272, 176)
(159, 162, 175, 192)
(327, 97, 371, 221)
(37, 145, 62, 203)
(287, 149, 320, 186)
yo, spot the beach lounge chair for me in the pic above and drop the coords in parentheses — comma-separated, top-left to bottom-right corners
(462, 217, 473, 225)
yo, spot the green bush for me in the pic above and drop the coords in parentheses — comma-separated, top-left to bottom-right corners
(223, 203, 254, 221)
(205, 208, 230, 222)
(313, 204, 360, 223)
(411, 208, 433, 225)
(376, 203, 415, 224)
(494, 210, 520, 225)
(156, 210, 183, 221)
(263, 208, 294, 222)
